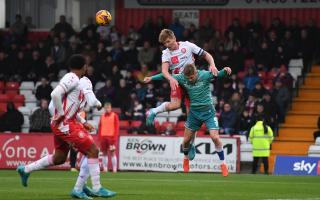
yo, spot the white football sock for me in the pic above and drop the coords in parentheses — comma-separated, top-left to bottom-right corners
(152, 102, 169, 114)
(102, 155, 108, 170)
(74, 156, 89, 192)
(25, 155, 54, 173)
(111, 156, 117, 172)
(88, 158, 102, 192)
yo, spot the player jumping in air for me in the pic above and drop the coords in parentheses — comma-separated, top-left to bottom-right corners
(146, 29, 218, 126)
(144, 64, 231, 176)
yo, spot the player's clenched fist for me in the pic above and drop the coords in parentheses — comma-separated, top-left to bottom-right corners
(143, 77, 152, 83)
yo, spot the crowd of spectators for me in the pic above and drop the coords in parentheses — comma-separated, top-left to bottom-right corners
(0, 14, 319, 135)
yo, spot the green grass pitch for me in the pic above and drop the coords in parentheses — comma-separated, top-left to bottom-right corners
(0, 170, 319, 200)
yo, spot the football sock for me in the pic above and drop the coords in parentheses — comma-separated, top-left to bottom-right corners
(216, 146, 225, 163)
(152, 102, 169, 114)
(88, 158, 102, 192)
(111, 156, 117, 172)
(74, 156, 89, 192)
(25, 154, 54, 173)
(102, 155, 108, 169)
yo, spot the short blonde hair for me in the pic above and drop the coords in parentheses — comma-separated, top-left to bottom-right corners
(158, 29, 175, 43)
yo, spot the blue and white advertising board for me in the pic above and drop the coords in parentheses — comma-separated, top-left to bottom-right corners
(274, 155, 320, 176)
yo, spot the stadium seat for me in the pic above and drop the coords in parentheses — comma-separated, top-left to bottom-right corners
(131, 120, 142, 128)
(160, 121, 176, 132)
(176, 121, 185, 130)
(94, 81, 105, 92)
(0, 81, 4, 93)
(20, 81, 35, 90)
(168, 117, 178, 123)
(288, 58, 303, 68)
(14, 102, 24, 108)
(5, 82, 20, 90)
(168, 109, 182, 117)
(18, 106, 31, 116)
(154, 116, 167, 124)
(119, 120, 130, 129)
(112, 107, 121, 115)
(13, 95, 25, 103)
(154, 121, 160, 130)
(308, 145, 320, 154)
(0, 103, 7, 112)
(50, 81, 59, 89)
(0, 94, 8, 103)
(20, 90, 33, 96)
(289, 67, 302, 81)
(176, 130, 184, 136)
(5, 90, 19, 98)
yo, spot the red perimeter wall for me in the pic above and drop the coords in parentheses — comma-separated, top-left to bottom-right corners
(115, 0, 320, 35)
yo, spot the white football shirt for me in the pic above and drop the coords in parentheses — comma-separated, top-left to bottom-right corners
(161, 41, 204, 74)
(50, 72, 85, 128)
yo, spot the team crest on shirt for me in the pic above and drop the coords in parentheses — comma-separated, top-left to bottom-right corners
(181, 48, 186, 53)
(171, 56, 179, 64)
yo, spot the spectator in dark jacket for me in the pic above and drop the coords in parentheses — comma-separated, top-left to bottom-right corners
(52, 15, 75, 38)
(272, 80, 290, 123)
(237, 110, 253, 138)
(96, 79, 115, 105)
(0, 102, 24, 132)
(251, 82, 266, 100)
(219, 103, 237, 135)
(35, 77, 53, 101)
(29, 99, 51, 132)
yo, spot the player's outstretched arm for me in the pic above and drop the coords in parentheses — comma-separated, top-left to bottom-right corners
(144, 73, 165, 83)
(217, 67, 232, 78)
(202, 51, 218, 76)
(162, 62, 179, 90)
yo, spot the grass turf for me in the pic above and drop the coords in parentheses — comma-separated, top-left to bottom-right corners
(0, 170, 319, 200)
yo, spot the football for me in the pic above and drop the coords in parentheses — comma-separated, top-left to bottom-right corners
(95, 10, 112, 26)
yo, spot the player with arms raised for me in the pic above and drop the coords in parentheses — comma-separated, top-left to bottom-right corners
(145, 64, 231, 175)
(146, 29, 218, 125)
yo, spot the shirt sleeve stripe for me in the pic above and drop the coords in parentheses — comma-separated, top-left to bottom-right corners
(198, 49, 204, 56)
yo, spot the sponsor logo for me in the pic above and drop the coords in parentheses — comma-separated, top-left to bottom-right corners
(0, 136, 50, 161)
(180, 143, 233, 155)
(293, 160, 316, 174)
(181, 48, 186, 53)
(126, 138, 166, 155)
